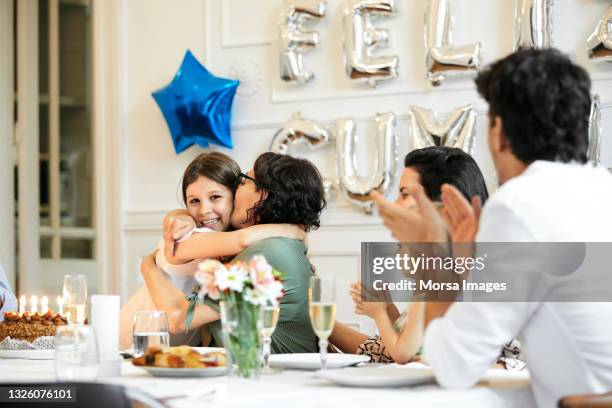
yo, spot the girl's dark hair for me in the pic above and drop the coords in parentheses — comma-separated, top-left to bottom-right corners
(404, 146, 489, 203)
(248, 152, 326, 232)
(181, 152, 241, 206)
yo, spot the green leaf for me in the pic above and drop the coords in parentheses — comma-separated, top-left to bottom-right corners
(185, 297, 197, 333)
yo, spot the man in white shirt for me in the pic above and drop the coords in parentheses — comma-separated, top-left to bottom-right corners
(372, 48, 612, 407)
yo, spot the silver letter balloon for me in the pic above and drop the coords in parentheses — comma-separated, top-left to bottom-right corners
(279, 0, 327, 83)
(514, 0, 553, 50)
(342, 0, 399, 86)
(424, 0, 482, 87)
(587, 5, 612, 63)
(269, 112, 337, 201)
(335, 113, 398, 213)
(407, 105, 476, 155)
(270, 112, 332, 153)
(588, 95, 602, 167)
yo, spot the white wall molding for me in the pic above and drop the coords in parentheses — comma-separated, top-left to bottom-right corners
(220, 0, 281, 48)
(92, 0, 124, 295)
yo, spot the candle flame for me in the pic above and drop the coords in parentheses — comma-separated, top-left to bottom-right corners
(41, 296, 49, 314)
(56, 296, 64, 315)
(19, 295, 26, 314)
(30, 295, 38, 314)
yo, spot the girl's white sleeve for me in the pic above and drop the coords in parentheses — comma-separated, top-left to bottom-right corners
(155, 227, 213, 278)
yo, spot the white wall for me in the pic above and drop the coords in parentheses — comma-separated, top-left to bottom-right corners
(117, 0, 612, 333)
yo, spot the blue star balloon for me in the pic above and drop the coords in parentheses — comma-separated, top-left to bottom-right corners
(152, 50, 239, 154)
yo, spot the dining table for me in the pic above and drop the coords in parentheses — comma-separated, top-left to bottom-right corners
(0, 355, 536, 408)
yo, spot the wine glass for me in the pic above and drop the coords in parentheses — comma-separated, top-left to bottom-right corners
(132, 311, 170, 357)
(62, 275, 87, 325)
(55, 325, 99, 381)
(309, 275, 336, 370)
(258, 302, 280, 374)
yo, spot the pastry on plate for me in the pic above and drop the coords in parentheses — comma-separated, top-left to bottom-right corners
(132, 345, 226, 368)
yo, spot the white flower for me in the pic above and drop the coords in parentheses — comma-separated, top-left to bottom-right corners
(243, 288, 268, 306)
(216, 263, 249, 293)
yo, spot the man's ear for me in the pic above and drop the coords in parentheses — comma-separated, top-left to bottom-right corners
(489, 116, 508, 154)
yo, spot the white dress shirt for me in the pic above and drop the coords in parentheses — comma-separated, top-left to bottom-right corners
(424, 161, 612, 407)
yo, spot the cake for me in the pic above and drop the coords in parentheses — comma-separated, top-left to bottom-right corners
(0, 311, 67, 343)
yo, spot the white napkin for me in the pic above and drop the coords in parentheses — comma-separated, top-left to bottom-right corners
(91, 295, 120, 361)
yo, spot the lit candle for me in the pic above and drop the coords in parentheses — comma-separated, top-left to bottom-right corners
(41, 296, 49, 314)
(56, 296, 64, 316)
(30, 295, 38, 314)
(19, 295, 26, 314)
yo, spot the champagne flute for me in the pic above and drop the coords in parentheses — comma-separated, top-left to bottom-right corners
(258, 303, 280, 374)
(132, 311, 170, 357)
(63, 275, 87, 325)
(309, 275, 336, 370)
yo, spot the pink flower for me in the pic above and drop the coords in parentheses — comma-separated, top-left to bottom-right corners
(248, 256, 284, 302)
(195, 260, 224, 300)
(249, 255, 275, 286)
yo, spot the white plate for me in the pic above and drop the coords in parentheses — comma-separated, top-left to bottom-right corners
(0, 349, 54, 360)
(134, 347, 227, 378)
(139, 365, 227, 378)
(316, 365, 435, 388)
(269, 353, 370, 370)
(121, 346, 225, 358)
(192, 347, 224, 354)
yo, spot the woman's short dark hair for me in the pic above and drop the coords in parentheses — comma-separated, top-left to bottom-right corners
(250, 152, 326, 232)
(475, 48, 591, 164)
(404, 146, 489, 203)
(181, 152, 241, 206)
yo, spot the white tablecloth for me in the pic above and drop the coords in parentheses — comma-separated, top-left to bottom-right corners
(0, 358, 535, 408)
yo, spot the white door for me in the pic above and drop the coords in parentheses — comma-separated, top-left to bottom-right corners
(8, 0, 97, 303)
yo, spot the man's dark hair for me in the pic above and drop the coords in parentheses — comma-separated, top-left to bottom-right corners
(404, 146, 489, 203)
(250, 152, 326, 232)
(475, 48, 592, 164)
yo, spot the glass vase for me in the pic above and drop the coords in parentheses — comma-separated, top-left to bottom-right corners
(220, 299, 261, 379)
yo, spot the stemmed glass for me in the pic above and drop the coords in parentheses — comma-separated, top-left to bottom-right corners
(309, 275, 336, 370)
(62, 275, 87, 325)
(258, 302, 280, 374)
(132, 311, 170, 357)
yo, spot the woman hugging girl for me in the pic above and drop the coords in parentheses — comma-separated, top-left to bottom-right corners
(119, 152, 304, 349)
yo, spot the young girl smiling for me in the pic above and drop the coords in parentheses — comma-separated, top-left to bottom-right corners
(119, 152, 304, 349)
